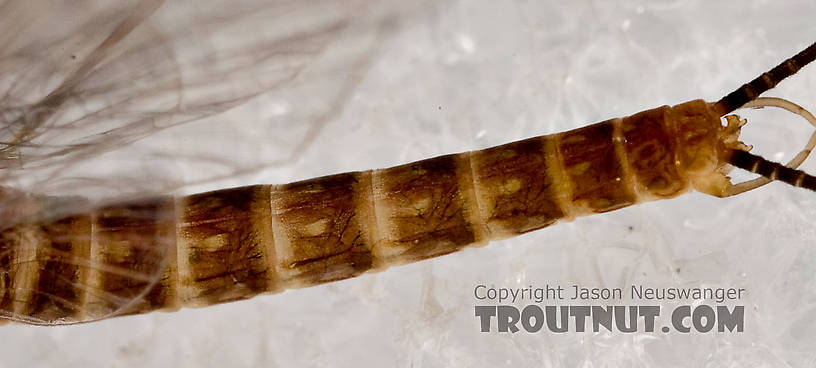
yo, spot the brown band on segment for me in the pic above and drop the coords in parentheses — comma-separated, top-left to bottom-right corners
(0, 227, 12, 320)
(611, 118, 642, 202)
(543, 134, 576, 220)
(84, 197, 176, 318)
(457, 153, 488, 245)
(0, 195, 94, 324)
(28, 212, 93, 322)
(0, 223, 42, 320)
(557, 119, 638, 214)
(269, 172, 375, 288)
(372, 153, 485, 265)
(177, 185, 277, 307)
(621, 106, 690, 200)
(471, 136, 565, 239)
(667, 100, 721, 175)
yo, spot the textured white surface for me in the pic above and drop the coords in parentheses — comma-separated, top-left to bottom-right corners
(2, 1, 816, 367)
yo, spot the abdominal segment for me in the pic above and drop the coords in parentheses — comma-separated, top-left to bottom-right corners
(0, 196, 176, 324)
(269, 172, 375, 287)
(470, 137, 564, 238)
(177, 185, 275, 307)
(0, 104, 700, 324)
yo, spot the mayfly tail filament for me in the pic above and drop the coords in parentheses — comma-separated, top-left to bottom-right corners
(718, 97, 816, 196)
(714, 41, 816, 116)
(709, 41, 816, 195)
(727, 149, 816, 192)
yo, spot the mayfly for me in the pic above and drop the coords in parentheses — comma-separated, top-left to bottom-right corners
(2, 2, 816, 327)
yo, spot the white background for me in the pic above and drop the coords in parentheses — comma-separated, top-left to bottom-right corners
(2, 0, 816, 367)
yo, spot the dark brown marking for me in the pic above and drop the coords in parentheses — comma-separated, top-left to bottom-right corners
(0, 195, 50, 321)
(0, 195, 93, 324)
(559, 121, 637, 213)
(621, 106, 688, 198)
(27, 214, 92, 322)
(179, 185, 273, 305)
(90, 197, 175, 316)
(272, 172, 373, 287)
(0, 227, 18, 317)
(374, 153, 479, 263)
(668, 100, 722, 175)
(715, 42, 816, 115)
(728, 149, 816, 192)
(471, 137, 564, 236)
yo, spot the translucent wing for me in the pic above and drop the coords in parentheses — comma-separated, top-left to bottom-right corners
(0, 0, 436, 325)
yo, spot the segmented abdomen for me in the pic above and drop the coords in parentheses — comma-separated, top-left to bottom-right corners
(0, 100, 711, 325)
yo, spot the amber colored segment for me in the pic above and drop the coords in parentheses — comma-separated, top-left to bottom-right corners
(178, 185, 275, 306)
(471, 137, 565, 238)
(270, 172, 375, 287)
(85, 197, 176, 317)
(558, 119, 637, 213)
(621, 106, 689, 199)
(28, 214, 92, 322)
(0, 224, 41, 319)
(669, 100, 723, 174)
(0, 234, 6, 315)
(372, 153, 486, 265)
(1, 227, 19, 316)
(0, 196, 94, 324)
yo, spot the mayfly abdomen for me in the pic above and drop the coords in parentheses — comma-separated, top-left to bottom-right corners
(26, 214, 92, 321)
(0, 196, 176, 324)
(559, 118, 638, 213)
(0, 99, 729, 324)
(271, 172, 376, 283)
(620, 106, 686, 199)
(0, 192, 97, 323)
(178, 185, 276, 307)
(470, 136, 565, 237)
(87, 199, 177, 317)
(372, 153, 487, 264)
